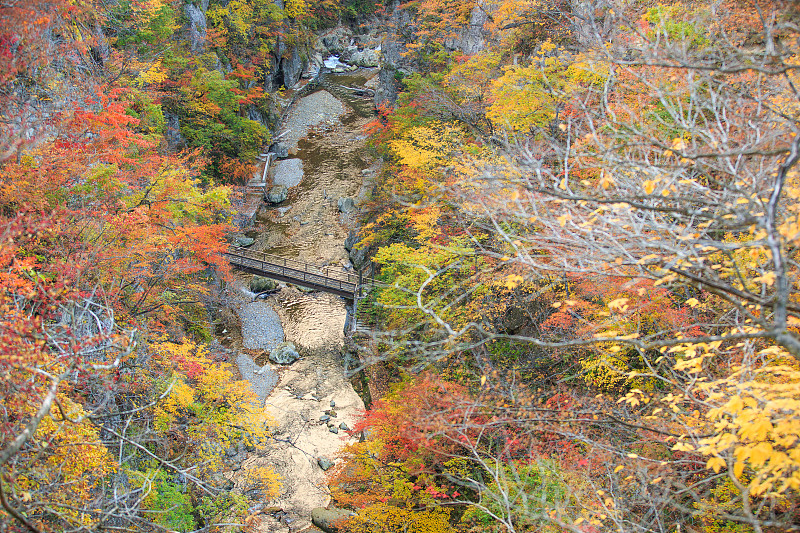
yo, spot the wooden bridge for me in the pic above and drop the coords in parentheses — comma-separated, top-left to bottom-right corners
(225, 247, 375, 299)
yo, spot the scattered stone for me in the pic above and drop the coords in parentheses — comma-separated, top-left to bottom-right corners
(269, 342, 300, 365)
(337, 196, 356, 214)
(339, 422, 349, 431)
(234, 235, 255, 247)
(329, 426, 339, 434)
(250, 276, 278, 293)
(311, 507, 354, 533)
(320, 414, 330, 422)
(330, 400, 336, 408)
(268, 184, 289, 204)
(318, 457, 335, 471)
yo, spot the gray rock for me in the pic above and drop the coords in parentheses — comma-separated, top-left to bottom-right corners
(273, 158, 304, 188)
(320, 414, 331, 422)
(269, 342, 300, 365)
(164, 112, 184, 150)
(322, 32, 347, 54)
(329, 426, 339, 434)
(310, 52, 324, 72)
(185, 4, 207, 53)
(235, 236, 255, 247)
(271, 143, 290, 159)
(339, 422, 349, 431)
(337, 197, 356, 214)
(339, 45, 357, 63)
(330, 400, 336, 408)
(344, 230, 358, 252)
(267, 184, 289, 204)
(311, 507, 354, 533)
(349, 244, 370, 271)
(250, 276, 278, 293)
(460, 4, 489, 54)
(297, 284, 316, 294)
(282, 46, 306, 88)
(349, 47, 381, 67)
(317, 457, 335, 471)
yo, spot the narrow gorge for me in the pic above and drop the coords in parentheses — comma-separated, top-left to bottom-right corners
(221, 67, 381, 532)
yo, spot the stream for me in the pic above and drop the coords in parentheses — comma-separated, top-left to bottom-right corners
(222, 69, 379, 533)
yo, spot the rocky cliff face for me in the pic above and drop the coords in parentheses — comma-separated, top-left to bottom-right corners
(185, 2, 208, 53)
(373, 1, 413, 108)
(459, 1, 491, 54)
(369, 0, 493, 108)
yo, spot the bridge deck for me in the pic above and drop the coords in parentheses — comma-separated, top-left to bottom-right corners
(225, 247, 374, 298)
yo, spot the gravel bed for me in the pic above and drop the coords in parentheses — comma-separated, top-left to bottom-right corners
(272, 158, 304, 187)
(236, 300, 283, 403)
(235, 353, 278, 405)
(241, 301, 284, 351)
(279, 90, 345, 151)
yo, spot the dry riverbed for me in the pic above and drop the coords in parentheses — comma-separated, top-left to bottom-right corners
(221, 71, 378, 532)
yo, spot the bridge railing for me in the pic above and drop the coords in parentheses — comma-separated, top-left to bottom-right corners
(228, 246, 360, 282)
(226, 247, 377, 296)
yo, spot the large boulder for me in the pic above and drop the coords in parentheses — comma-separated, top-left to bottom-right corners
(267, 184, 289, 204)
(270, 143, 290, 159)
(234, 235, 255, 247)
(269, 342, 300, 365)
(337, 197, 356, 214)
(273, 158, 304, 188)
(349, 244, 370, 271)
(344, 230, 358, 252)
(317, 456, 335, 471)
(349, 47, 380, 67)
(321, 26, 351, 54)
(250, 276, 278, 293)
(311, 507, 354, 533)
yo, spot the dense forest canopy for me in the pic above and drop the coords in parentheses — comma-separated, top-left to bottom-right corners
(1, 0, 800, 532)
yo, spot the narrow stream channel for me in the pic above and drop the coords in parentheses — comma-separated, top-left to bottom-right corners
(223, 69, 379, 532)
